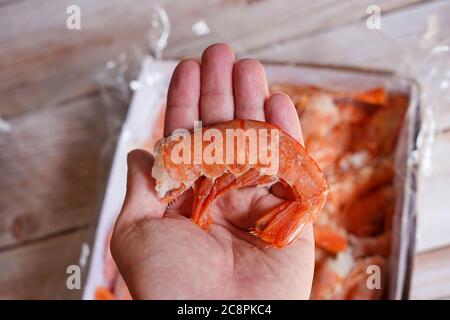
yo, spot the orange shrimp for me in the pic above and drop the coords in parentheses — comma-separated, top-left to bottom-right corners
(152, 119, 329, 247)
(311, 264, 346, 300)
(311, 250, 354, 300)
(272, 84, 387, 112)
(346, 88, 388, 106)
(267, 84, 399, 300)
(325, 157, 395, 216)
(313, 224, 348, 255)
(352, 232, 391, 258)
(335, 100, 378, 124)
(288, 86, 386, 173)
(95, 287, 116, 300)
(356, 95, 407, 157)
(342, 185, 395, 237)
(341, 256, 386, 300)
(304, 123, 354, 171)
(311, 254, 386, 300)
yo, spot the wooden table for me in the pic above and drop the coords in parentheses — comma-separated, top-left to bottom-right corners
(1, 0, 449, 299)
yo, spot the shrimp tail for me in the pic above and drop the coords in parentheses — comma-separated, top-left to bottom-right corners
(251, 201, 310, 247)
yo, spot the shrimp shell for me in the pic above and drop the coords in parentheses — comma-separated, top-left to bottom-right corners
(152, 119, 328, 247)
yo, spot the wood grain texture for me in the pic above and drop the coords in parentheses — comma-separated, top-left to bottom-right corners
(251, 0, 450, 71)
(0, 0, 168, 117)
(0, 0, 421, 117)
(0, 94, 107, 249)
(417, 148, 450, 251)
(165, 0, 423, 58)
(0, 0, 248, 117)
(0, 228, 90, 299)
(0, 0, 449, 300)
(410, 245, 450, 300)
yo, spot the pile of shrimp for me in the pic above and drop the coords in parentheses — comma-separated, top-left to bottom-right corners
(271, 84, 408, 299)
(96, 86, 407, 300)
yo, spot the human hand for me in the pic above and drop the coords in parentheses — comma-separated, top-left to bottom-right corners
(111, 44, 314, 299)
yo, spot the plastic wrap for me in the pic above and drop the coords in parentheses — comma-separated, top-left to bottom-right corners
(80, 5, 171, 299)
(264, 67, 420, 300)
(84, 57, 420, 299)
(0, 117, 11, 133)
(402, 29, 450, 252)
(81, 6, 448, 300)
(412, 39, 450, 177)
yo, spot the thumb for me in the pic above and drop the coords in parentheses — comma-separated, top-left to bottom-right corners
(115, 149, 167, 229)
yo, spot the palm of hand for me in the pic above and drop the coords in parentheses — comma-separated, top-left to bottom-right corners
(111, 44, 314, 300)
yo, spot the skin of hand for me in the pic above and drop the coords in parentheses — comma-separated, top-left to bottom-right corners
(111, 44, 315, 299)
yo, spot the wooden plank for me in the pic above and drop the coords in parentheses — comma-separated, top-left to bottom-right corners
(0, 0, 421, 117)
(0, 94, 107, 249)
(165, 0, 423, 58)
(0, 0, 169, 117)
(416, 134, 450, 252)
(251, 0, 450, 72)
(0, 228, 90, 299)
(0, 0, 447, 301)
(0, 0, 22, 7)
(0, 0, 238, 117)
(410, 245, 450, 299)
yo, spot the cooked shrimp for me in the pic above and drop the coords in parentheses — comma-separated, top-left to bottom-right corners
(266, 84, 405, 300)
(95, 287, 116, 300)
(152, 119, 329, 247)
(314, 224, 348, 255)
(341, 256, 386, 299)
(311, 253, 386, 300)
(287, 86, 388, 173)
(325, 157, 395, 216)
(311, 250, 354, 299)
(304, 123, 354, 171)
(356, 95, 407, 157)
(272, 84, 387, 113)
(352, 232, 391, 258)
(343, 185, 395, 237)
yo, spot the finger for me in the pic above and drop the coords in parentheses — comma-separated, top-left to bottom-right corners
(265, 92, 304, 199)
(265, 92, 304, 144)
(200, 43, 235, 125)
(233, 59, 268, 121)
(116, 150, 166, 229)
(164, 59, 201, 136)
